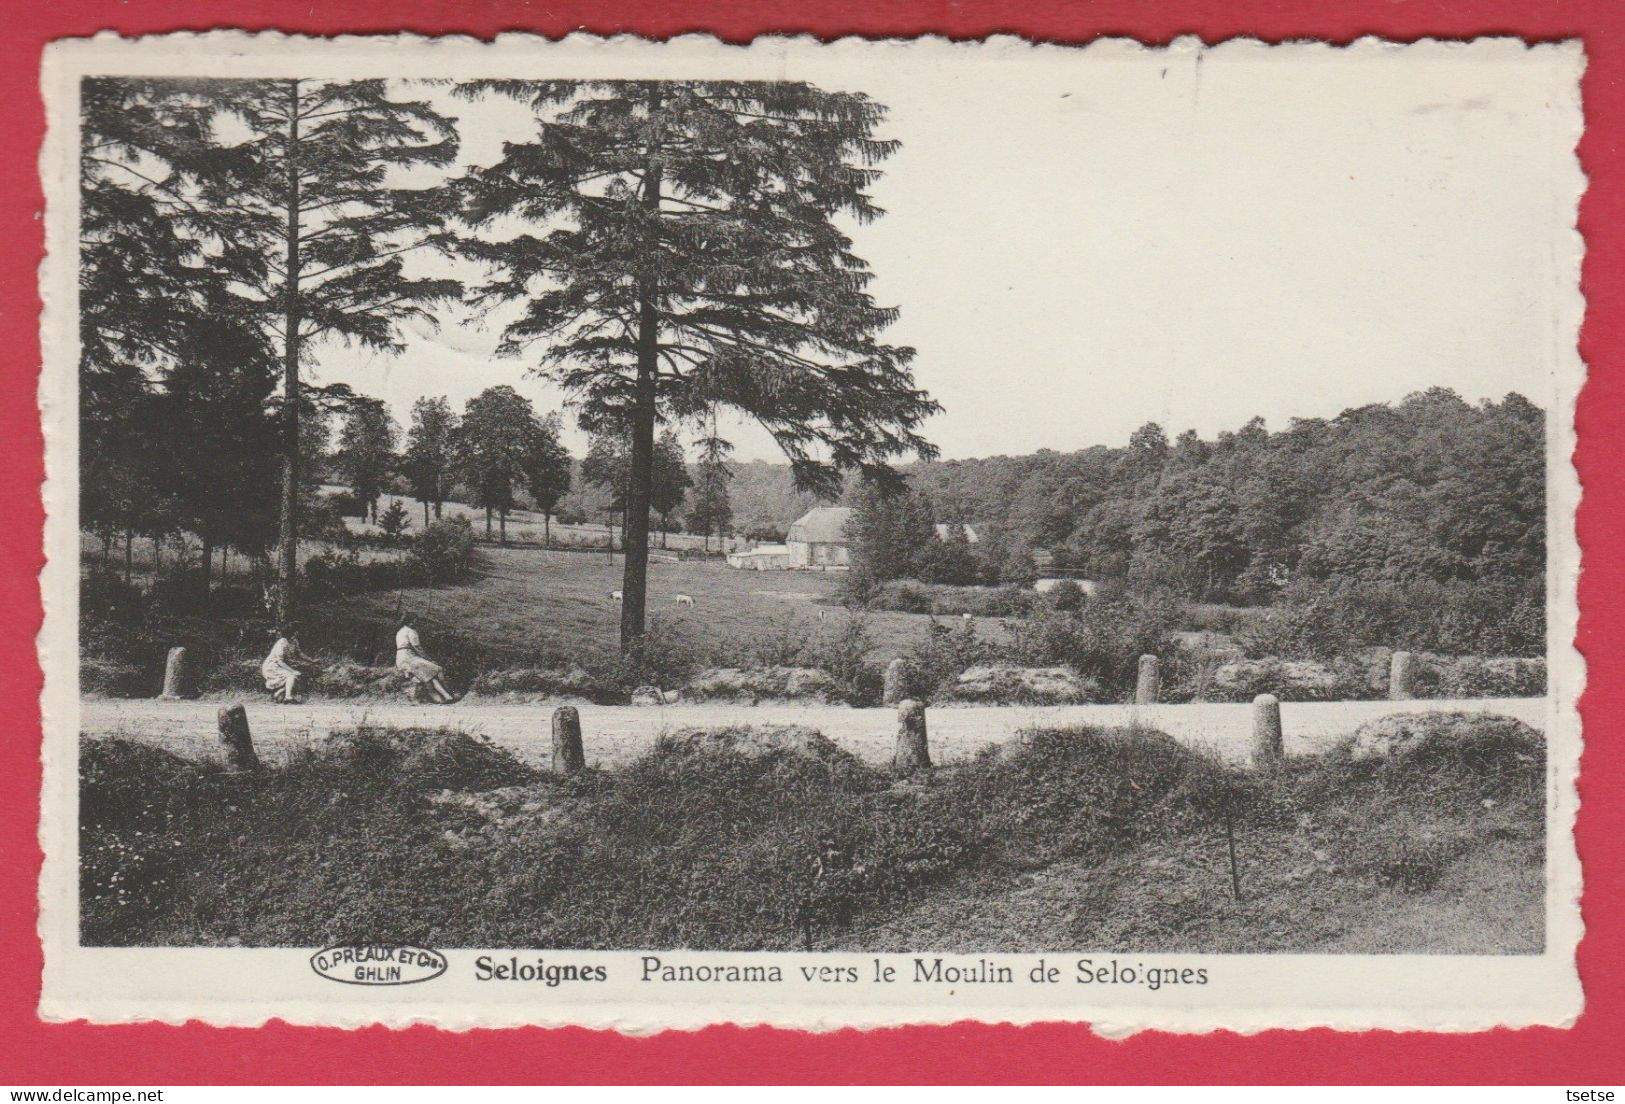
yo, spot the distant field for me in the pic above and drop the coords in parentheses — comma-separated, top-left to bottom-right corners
(320, 543, 995, 666)
(337, 488, 744, 554)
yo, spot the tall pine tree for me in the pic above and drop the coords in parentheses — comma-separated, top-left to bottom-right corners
(455, 80, 938, 647)
(195, 78, 462, 617)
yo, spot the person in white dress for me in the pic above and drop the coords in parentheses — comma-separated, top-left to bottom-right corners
(396, 614, 456, 703)
(261, 624, 320, 704)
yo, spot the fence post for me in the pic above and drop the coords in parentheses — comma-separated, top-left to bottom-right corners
(1251, 694, 1283, 769)
(160, 646, 191, 700)
(1135, 654, 1161, 705)
(883, 657, 910, 706)
(893, 699, 931, 775)
(217, 704, 261, 772)
(552, 706, 585, 775)
(1389, 650, 1415, 701)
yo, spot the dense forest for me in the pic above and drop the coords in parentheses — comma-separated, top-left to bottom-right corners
(906, 387, 1544, 602)
(693, 388, 1543, 602)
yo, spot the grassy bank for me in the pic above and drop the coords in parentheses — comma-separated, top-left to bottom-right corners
(81, 714, 1544, 952)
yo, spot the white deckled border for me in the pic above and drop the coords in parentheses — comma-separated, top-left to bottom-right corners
(36, 30, 1588, 1036)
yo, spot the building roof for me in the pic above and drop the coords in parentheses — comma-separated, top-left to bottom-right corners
(787, 506, 854, 545)
(934, 522, 980, 544)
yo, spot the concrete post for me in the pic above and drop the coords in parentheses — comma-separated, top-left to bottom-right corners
(160, 646, 191, 699)
(1389, 650, 1415, 701)
(893, 699, 931, 775)
(1251, 693, 1283, 769)
(883, 657, 910, 706)
(217, 704, 261, 772)
(1134, 654, 1161, 705)
(552, 706, 585, 775)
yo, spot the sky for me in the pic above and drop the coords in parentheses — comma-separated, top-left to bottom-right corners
(307, 40, 1581, 463)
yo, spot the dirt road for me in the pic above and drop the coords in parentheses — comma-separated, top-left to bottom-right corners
(78, 695, 1547, 770)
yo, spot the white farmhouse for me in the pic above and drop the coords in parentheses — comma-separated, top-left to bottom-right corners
(786, 506, 854, 569)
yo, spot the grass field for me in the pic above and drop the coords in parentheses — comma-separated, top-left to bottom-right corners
(321, 543, 990, 668)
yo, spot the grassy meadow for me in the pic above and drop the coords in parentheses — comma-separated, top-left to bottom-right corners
(320, 543, 999, 670)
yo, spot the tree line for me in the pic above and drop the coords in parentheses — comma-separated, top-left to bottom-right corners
(846, 387, 1543, 608)
(81, 77, 935, 647)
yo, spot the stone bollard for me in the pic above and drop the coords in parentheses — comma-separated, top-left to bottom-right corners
(216, 704, 261, 772)
(1251, 693, 1283, 769)
(1389, 650, 1415, 701)
(882, 657, 910, 706)
(160, 646, 191, 700)
(552, 706, 585, 775)
(1134, 654, 1161, 705)
(893, 699, 931, 775)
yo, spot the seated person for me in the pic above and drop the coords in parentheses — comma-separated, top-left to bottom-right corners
(262, 624, 320, 704)
(395, 614, 458, 704)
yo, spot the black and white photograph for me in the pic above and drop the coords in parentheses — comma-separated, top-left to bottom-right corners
(39, 33, 1583, 1030)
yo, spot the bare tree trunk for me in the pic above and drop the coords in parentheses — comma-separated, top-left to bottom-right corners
(423, 500, 430, 528)
(484, 506, 492, 538)
(276, 79, 303, 624)
(201, 533, 213, 600)
(618, 86, 664, 650)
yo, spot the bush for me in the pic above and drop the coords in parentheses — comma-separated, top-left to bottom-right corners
(327, 490, 367, 519)
(1047, 579, 1087, 612)
(808, 616, 882, 706)
(712, 612, 812, 669)
(412, 517, 476, 583)
(597, 617, 703, 694)
(856, 579, 1035, 618)
(1005, 589, 1183, 699)
(377, 500, 413, 545)
(303, 547, 424, 598)
(1241, 578, 1544, 660)
(905, 619, 997, 701)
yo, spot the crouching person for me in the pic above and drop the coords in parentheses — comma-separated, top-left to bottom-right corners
(396, 614, 459, 704)
(262, 623, 321, 704)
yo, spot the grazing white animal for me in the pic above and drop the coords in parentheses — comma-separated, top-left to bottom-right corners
(818, 608, 829, 622)
(962, 613, 974, 623)
(674, 594, 695, 608)
(610, 590, 623, 602)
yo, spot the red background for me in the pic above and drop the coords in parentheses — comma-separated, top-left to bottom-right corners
(3, 0, 1621, 1085)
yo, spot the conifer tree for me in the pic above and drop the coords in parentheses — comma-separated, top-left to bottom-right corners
(687, 430, 734, 552)
(195, 78, 462, 617)
(455, 80, 938, 647)
(524, 412, 573, 546)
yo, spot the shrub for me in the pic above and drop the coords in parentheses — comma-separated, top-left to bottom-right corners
(856, 579, 1034, 618)
(377, 500, 413, 545)
(303, 548, 424, 598)
(412, 517, 476, 583)
(1241, 578, 1544, 660)
(1047, 579, 1087, 612)
(1005, 589, 1183, 698)
(905, 619, 996, 700)
(327, 490, 366, 519)
(713, 612, 812, 669)
(809, 616, 882, 706)
(596, 616, 703, 694)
